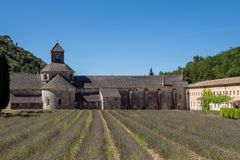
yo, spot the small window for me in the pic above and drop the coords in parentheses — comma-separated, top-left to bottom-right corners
(233, 91, 235, 95)
(44, 74, 48, 80)
(58, 99, 62, 106)
(139, 95, 142, 99)
(237, 90, 239, 95)
(70, 74, 73, 80)
(46, 98, 50, 106)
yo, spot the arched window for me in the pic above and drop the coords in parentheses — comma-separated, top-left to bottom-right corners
(58, 99, 62, 106)
(44, 74, 48, 80)
(55, 53, 60, 62)
(172, 89, 177, 109)
(46, 98, 50, 106)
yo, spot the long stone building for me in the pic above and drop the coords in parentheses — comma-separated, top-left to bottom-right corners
(9, 43, 188, 110)
(186, 77, 240, 111)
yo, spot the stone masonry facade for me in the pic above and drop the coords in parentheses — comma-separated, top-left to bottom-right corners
(9, 43, 189, 110)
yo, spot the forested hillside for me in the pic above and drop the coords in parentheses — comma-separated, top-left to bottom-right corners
(159, 47, 240, 83)
(0, 35, 46, 74)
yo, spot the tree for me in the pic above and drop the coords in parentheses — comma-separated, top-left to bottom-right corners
(149, 68, 154, 76)
(201, 89, 232, 112)
(0, 53, 10, 114)
(159, 47, 240, 83)
(193, 55, 204, 62)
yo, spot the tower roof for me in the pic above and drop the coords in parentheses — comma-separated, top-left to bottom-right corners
(42, 74, 75, 90)
(51, 42, 64, 52)
(40, 63, 74, 73)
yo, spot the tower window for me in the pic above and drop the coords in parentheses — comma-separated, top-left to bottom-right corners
(55, 53, 60, 62)
(58, 99, 62, 106)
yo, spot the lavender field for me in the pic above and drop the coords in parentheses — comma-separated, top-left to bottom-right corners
(0, 110, 239, 160)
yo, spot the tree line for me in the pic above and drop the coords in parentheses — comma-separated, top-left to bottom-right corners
(149, 47, 240, 84)
(0, 35, 46, 74)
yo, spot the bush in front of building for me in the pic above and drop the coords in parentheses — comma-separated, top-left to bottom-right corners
(201, 89, 232, 112)
(220, 108, 240, 119)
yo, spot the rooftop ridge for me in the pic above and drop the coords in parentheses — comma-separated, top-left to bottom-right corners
(51, 42, 64, 52)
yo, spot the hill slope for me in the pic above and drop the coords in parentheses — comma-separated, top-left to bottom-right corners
(0, 35, 46, 74)
(160, 47, 240, 83)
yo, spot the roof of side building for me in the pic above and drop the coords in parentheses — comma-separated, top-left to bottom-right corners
(188, 76, 240, 88)
(100, 88, 121, 98)
(10, 74, 42, 90)
(83, 94, 100, 102)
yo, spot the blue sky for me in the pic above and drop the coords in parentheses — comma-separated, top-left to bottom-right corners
(1, 0, 240, 75)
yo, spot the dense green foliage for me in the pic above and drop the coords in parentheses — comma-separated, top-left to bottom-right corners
(0, 35, 46, 74)
(0, 53, 10, 112)
(159, 47, 240, 83)
(220, 108, 240, 119)
(159, 66, 183, 76)
(201, 89, 232, 112)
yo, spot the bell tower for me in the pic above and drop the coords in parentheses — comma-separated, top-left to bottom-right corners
(51, 42, 64, 63)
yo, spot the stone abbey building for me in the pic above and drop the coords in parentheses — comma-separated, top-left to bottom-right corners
(9, 43, 188, 110)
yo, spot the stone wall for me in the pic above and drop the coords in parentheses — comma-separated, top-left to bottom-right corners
(101, 97, 121, 109)
(42, 90, 75, 109)
(11, 103, 42, 109)
(116, 86, 187, 110)
(11, 89, 41, 96)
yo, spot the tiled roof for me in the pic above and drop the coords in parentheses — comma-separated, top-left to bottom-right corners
(100, 88, 121, 98)
(51, 43, 64, 52)
(42, 74, 76, 90)
(188, 76, 240, 88)
(74, 75, 187, 89)
(41, 63, 74, 72)
(10, 74, 42, 90)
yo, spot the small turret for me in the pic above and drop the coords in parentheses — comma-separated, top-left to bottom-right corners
(51, 42, 64, 63)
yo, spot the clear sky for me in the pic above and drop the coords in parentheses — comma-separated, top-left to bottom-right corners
(0, 0, 240, 75)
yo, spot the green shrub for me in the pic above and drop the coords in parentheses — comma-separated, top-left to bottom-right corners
(220, 108, 240, 119)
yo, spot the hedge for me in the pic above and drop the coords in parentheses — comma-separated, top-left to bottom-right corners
(220, 108, 240, 119)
